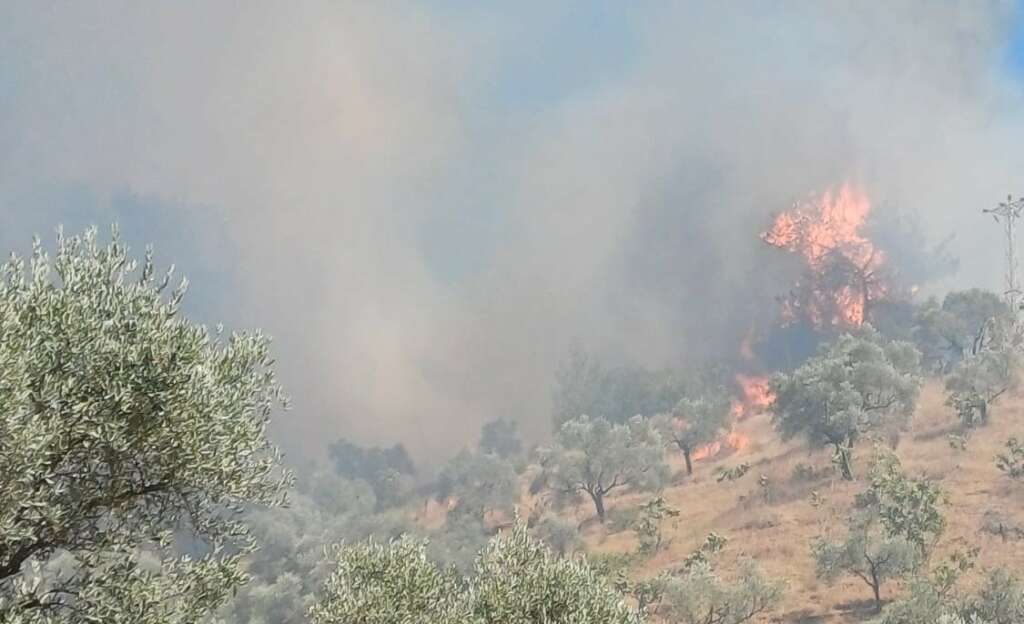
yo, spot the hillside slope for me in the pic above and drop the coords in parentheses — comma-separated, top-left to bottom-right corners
(553, 382, 1024, 623)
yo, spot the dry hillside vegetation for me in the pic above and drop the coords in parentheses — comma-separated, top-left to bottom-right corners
(513, 382, 1024, 623)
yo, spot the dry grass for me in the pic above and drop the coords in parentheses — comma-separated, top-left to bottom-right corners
(572, 382, 1024, 623)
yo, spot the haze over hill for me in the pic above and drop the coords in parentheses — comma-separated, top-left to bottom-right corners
(5, 3, 1024, 465)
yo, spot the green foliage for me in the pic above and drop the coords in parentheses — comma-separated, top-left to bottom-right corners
(966, 568, 1024, 624)
(479, 418, 523, 459)
(310, 524, 641, 624)
(530, 514, 581, 558)
(469, 523, 642, 623)
(770, 328, 922, 480)
(874, 565, 1021, 624)
(913, 289, 1013, 372)
(0, 228, 290, 622)
(540, 415, 668, 523)
(944, 347, 1020, 427)
(4, 548, 254, 624)
(327, 439, 415, 510)
(218, 471, 414, 624)
(436, 450, 518, 519)
(680, 533, 729, 571)
(659, 536, 782, 624)
(550, 347, 700, 427)
(816, 450, 943, 612)
(856, 448, 946, 555)
(653, 392, 731, 475)
(308, 536, 467, 624)
(634, 497, 680, 557)
(814, 510, 919, 612)
(873, 574, 966, 624)
(996, 437, 1024, 480)
(425, 512, 492, 574)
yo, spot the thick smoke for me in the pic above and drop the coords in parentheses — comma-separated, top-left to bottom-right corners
(1, 2, 1021, 464)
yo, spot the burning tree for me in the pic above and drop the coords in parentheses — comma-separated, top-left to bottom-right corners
(762, 184, 887, 330)
(770, 329, 922, 480)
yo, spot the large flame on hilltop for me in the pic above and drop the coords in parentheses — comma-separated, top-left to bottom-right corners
(762, 184, 885, 328)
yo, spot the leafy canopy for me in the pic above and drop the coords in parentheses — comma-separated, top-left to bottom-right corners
(540, 415, 668, 522)
(770, 328, 922, 479)
(309, 524, 642, 624)
(0, 228, 290, 622)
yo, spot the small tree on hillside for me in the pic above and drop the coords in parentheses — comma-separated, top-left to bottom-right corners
(540, 415, 668, 523)
(327, 438, 416, 510)
(857, 449, 946, 556)
(551, 347, 691, 427)
(814, 451, 943, 613)
(914, 289, 1014, 372)
(814, 511, 918, 613)
(997, 437, 1024, 480)
(770, 328, 922, 480)
(436, 450, 518, 520)
(634, 496, 681, 556)
(944, 347, 1020, 427)
(479, 418, 523, 459)
(653, 393, 730, 476)
(0, 228, 290, 622)
(658, 534, 784, 624)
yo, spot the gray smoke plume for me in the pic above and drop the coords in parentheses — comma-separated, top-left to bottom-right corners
(1, 1, 1021, 464)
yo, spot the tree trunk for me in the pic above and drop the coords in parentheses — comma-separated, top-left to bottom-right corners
(979, 400, 989, 426)
(835, 443, 854, 481)
(589, 490, 606, 523)
(683, 447, 693, 476)
(871, 580, 882, 613)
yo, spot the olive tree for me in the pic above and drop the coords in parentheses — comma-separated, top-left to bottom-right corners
(551, 348, 687, 427)
(479, 418, 523, 459)
(813, 512, 918, 613)
(997, 437, 1024, 480)
(469, 523, 642, 623)
(310, 524, 642, 624)
(770, 329, 922, 480)
(876, 566, 1022, 624)
(653, 393, 730, 476)
(327, 438, 416, 510)
(308, 537, 468, 624)
(436, 450, 518, 520)
(634, 496, 680, 557)
(658, 534, 783, 624)
(856, 449, 945, 556)
(914, 289, 1013, 372)
(814, 452, 943, 613)
(0, 228, 290, 622)
(944, 347, 1020, 428)
(539, 415, 668, 523)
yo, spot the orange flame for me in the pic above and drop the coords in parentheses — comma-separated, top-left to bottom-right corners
(691, 425, 751, 462)
(738, 373, 774, 411)
(730, 373, 775, 420)
(762, 184, 884, 328)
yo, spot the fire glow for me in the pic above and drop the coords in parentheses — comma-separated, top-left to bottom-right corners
(761, 183, 883, 328)
(730, 373, 774, 420)
(694, 374, 769, 463)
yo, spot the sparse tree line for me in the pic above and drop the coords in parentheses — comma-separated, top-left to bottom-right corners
(2, 228, 1024, 623)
